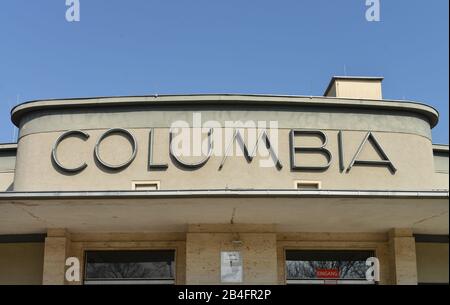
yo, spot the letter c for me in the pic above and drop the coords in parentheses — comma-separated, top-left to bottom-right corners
(52, 130, 90, 173)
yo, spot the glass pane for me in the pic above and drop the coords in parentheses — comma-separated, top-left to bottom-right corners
(286, 250, 374, 280)
(85, 250, 175, 281)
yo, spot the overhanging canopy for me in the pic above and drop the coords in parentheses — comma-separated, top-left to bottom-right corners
(0, 190, 448, 235)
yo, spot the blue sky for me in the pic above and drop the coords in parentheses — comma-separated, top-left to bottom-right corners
(0, 0, 448, 143)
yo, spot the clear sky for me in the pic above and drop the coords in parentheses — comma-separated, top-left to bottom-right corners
(0, 0, 448, 144)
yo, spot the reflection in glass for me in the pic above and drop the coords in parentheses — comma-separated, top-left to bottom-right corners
(286, 250, 375, 283)
(84, 250, 175, 284)
(286, 260, 367, 280)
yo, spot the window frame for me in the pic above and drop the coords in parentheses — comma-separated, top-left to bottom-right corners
(83, 249, 176, 285)
(294, 180, 322, 190)
(284, 249, 377, 285)
(131, 181, 160, 191)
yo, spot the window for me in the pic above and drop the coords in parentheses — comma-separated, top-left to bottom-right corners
(132, 181, 160, 191)
(285, 250, 376, 285)
(295, 180, 321, 190)
(84, 250, 175, 285)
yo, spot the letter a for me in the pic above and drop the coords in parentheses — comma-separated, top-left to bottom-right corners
(66, 0, 80, 22)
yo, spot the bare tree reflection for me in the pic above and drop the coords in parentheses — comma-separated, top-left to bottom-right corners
(286, 260, 367, 280)
(87, 262, 174, 279)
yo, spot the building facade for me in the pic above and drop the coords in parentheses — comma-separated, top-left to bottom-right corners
(0, 76, 448, 285)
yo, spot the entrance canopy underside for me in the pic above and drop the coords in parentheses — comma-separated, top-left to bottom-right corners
(0, 190, 448, 235)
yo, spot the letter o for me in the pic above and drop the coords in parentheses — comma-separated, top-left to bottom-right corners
(94, 128, 137, 170)
(52, 130, 90, 173)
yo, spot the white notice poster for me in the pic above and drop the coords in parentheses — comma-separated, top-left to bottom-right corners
(220, 251, 243, 283)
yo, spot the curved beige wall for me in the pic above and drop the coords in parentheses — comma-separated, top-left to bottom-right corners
(12, 101, 439, 191)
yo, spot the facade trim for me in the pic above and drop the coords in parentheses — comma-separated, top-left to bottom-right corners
(433, 144, 449, 153)
(0, 143, 17, 151)
(0, 189, 448, 200)
(10, 94, 439, 128)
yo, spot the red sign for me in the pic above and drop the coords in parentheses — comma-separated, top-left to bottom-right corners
(316, 269, 339, 279)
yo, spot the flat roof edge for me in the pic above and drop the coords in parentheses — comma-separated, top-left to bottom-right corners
(0, 143, 17, 151)
(0, 189, 448, 200)
(433, 144, 449, 153)
(10, 94, 440, 128)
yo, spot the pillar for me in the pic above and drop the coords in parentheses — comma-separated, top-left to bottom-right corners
(42, 228, 70, 285)
(389, 228, 418, 285)
(186, 224, 278, 284)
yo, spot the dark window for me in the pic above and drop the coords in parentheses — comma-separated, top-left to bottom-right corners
(285, 250, 376, 285)
(84, 250, 175, 285)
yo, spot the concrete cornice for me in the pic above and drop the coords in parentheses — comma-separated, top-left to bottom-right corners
(0, 189, 448, 200)
(10, 94, 440, 128)
(0, 143, 17, 151)
(433, 144, 449, 153)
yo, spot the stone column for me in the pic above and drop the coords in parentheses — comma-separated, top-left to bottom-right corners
(186, 224, 278, 285)
(389, 228, 418, 285)
(42, 228, 70, 285)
